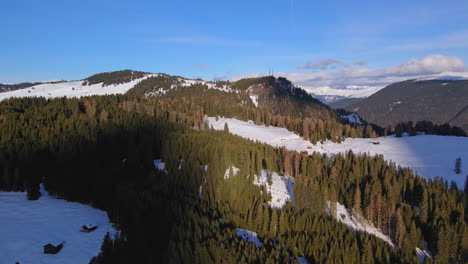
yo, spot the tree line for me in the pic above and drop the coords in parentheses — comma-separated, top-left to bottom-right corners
(83, 70, 148, 86)
(0, 95, 465, 263)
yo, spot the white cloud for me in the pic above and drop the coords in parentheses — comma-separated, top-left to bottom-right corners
(231, 55, 467, 98)
(297, 59, 344, 70)
(354, 61, 368, 66)
(375, 54, 464, 77)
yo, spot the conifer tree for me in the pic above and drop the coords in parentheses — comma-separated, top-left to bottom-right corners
(455, 157, 462, 174)
(353, 186, 362, 216)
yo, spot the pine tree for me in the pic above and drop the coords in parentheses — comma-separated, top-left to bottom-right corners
(420, 189, 428, 224)
(454, 157, 462, 174)
(26, 181, 41, 200)
(353, 185, 362, 216)
(395, 208, 406, 248)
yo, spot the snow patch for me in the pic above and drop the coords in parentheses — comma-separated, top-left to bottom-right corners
(342, 113, 363, 125)
(254, 170, 294, 208)
(224, 166, 240, 180)
(249, 95, 259, 107)
(297, 256, 309, 264)
(328, 201, 395, 247)
(415, 242, 432, 262)
(198, 176, 207, 199)
(153, 159, 167, 173)
(200, 164, 208, 172)
(236, 228, 263, 247)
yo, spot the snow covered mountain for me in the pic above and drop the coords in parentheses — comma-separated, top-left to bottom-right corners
(0, 72, 156, 101)
(306, 72, 468, 107)
(306, 85, 384, 104)
(345, 79, 468, 132)
(0, 71, 235, 102)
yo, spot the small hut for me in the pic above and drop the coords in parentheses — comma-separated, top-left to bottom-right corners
(43, 242, 64, 254)
(81, 225, 98, 233)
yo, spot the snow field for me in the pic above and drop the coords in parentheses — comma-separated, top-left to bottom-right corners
(206, 117, 321, 155)
(0, 185, 116, 264)
(207, 117, 468, 188)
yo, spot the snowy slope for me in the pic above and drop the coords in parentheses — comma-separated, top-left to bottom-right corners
(207, 117, 468, 188)
(0, 74, 156, 101)
(328, 201, 395, 247)
(206, 117, 320, 155)
(318, 135, 468, 188)
(0, 185, 116, 264)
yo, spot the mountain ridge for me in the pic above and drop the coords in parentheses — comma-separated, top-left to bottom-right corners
(345, 79, 468, 132)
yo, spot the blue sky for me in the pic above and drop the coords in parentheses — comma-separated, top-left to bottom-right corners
(1, 0, 467, 84)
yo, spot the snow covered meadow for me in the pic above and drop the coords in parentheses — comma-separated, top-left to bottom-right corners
(0, 186, 115, 264)
(0, 75, 156, 101)
(207, 117, 468, 188)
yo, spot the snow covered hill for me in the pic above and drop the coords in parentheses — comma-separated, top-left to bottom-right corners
(0, 185, 116, 264)
(0, 74, 156, 101)
(207, 117, 468, 188)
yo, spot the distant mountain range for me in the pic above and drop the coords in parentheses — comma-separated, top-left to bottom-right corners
(306, 72, 468, 109)
(344, 79, 468, 132)
(305, 85, 383, 106)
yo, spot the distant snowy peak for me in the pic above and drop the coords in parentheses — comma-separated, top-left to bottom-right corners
(306, 71, 468, 104)
(306, 85, 384, 103)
